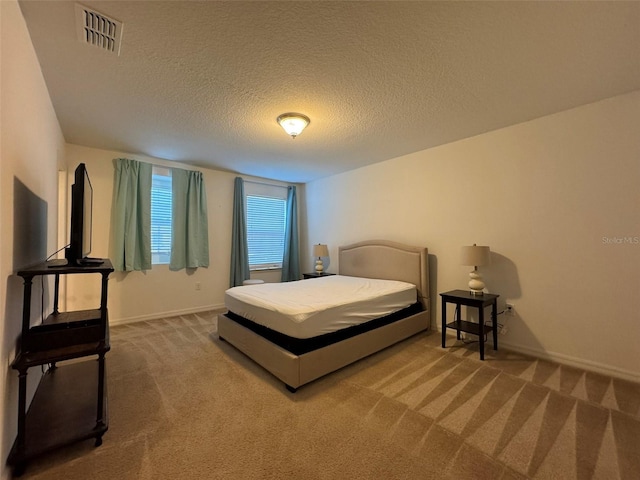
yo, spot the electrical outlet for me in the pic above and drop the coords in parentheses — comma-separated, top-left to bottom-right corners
(505, 303, 514, 316)
(195, 282, 201, 291)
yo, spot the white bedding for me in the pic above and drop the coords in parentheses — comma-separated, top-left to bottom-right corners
(224, 275, 417, 339)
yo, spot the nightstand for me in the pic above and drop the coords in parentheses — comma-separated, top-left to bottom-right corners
(302, 272, 336, 279)
(440, 289, 499, 360)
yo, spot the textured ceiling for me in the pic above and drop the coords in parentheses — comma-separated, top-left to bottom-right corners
(18, 1, 640, 183)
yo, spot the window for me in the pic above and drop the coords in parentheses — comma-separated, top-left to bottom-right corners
(151, 167, 172, 264)
(245, 183, 287, 270)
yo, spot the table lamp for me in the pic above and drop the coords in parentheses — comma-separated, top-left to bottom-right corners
(460, 244, 491, 295)
(313, 244, 329, 273)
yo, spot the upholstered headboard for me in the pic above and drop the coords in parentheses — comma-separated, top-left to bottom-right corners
(338, 240, 429, 308)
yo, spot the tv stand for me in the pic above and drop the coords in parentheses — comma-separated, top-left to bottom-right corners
(8, 259, 113, 476)
(78, 257, 105, 266)
(46, 259, 68, 268)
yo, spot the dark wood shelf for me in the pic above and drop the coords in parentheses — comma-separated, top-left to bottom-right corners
(18, 259, 114, 276)
(7, 361, 108, 465)
(13, 340, 110, 369)
(440, 289, 500, 306)
(10, 257, 112, 475)
(446, 320, 494, 336)
(41, 309, 102, 327)
(23, 310, 106, 353)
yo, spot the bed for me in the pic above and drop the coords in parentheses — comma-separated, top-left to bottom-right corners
(218, 240, 430, 392)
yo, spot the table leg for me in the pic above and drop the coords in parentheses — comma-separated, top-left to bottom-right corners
(478, 306, 485, 360)
(441, 297, 447, 348)
(455, 304, 462, 340)
(492, 301, 498, 350)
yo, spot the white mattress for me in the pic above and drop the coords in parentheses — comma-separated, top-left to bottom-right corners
(224, 275, 417, 339)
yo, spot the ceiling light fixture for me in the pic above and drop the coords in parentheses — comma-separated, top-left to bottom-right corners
(277, 113, 310, 139)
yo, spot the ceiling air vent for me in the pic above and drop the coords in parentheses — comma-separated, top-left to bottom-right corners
(75, 4, 123, 55)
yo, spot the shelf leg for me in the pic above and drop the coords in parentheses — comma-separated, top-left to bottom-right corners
(21, 277, 33, 341)
(53, 273, 60, 314)
(455, 304, 461, 340)
(96, 354, 106, 428)
(16, 368, 28, 456)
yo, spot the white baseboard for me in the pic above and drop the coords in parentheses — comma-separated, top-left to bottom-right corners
(109, 303, 226, 326)
(498, 340, 640, 384)
(436, 328, 640, 383)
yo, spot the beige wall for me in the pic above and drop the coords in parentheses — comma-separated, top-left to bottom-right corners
(0, 1, 66, 477)
(64, 145, 298, 324)
(304, 91, 640, 382)
(4, 10, 638, 478)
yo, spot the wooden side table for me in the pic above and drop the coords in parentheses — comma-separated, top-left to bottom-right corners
(302, 272, 336, 279)
(440, 289, 499, 360)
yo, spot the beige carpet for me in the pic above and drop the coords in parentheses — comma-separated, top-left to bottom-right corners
(17, 311, 640, 479)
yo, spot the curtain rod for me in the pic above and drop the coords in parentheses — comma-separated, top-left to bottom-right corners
(244, 179, 289, 189)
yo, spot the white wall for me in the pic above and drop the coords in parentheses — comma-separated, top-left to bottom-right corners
(0, 1, 66, 477)
(64, 144, 300, 324)
(305, 91, 640, 382)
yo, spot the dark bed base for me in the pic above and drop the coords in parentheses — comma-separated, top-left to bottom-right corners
(223, 302, 423, 356)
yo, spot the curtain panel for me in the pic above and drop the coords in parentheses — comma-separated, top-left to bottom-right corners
(111, 158, 210, 272)
(170, 168, 210, 271)
(111, 158, 152, 271)
(281, 185, 300, 282)
(230, 177, 250, 287)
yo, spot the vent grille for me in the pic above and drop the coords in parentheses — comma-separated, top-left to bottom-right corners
(75, 4, 123, 55)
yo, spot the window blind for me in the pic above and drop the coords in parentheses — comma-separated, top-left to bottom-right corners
(246, 195, 286, 269)
(151, 170, 172, 264)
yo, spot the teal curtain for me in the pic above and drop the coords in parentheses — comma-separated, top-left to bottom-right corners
(230, 177, 249, 287)
(281, 185, 300, 282)
(111, 158, 152, 271)
(170, 168, 210, 271)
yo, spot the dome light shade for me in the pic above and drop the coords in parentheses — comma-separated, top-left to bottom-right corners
(277, 113, 310, 138)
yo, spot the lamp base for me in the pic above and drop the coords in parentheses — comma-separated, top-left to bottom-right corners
(315, 258, 324, 273)
(468, 270, 485, 295)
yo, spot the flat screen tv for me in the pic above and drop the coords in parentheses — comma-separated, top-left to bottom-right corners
(65, 163, 102, 266)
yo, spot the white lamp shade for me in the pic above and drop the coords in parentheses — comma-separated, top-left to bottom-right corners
(277, 113, 310, 138)
(313, 244, 329, 257)
(460, 245, 491, 267)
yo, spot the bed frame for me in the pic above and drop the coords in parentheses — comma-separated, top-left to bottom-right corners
(218, 240, 430, 392)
